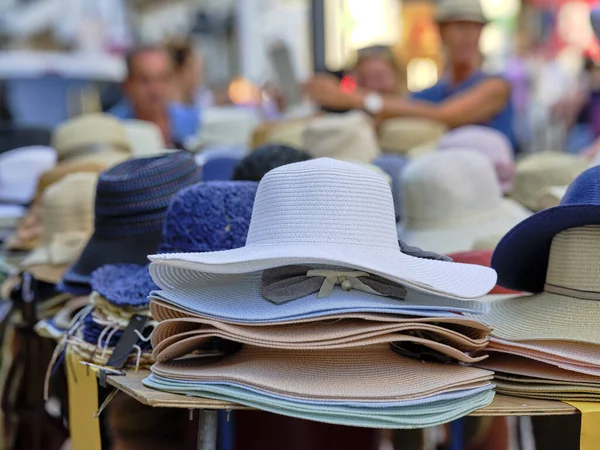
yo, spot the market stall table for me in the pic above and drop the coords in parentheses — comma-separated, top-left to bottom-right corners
(106, 371, 580, 450)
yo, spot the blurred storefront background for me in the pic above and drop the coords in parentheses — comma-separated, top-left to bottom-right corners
(0, 0, 599, 149)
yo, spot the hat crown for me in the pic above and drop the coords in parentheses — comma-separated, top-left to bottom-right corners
(546, 226, 600, 294)
(303, 112, 380, 163)
(245, 158, 398, 249)
(560, 165, 600, 206)
(436, 0, 486, 22)
(160, 180, 258, 253)
(93, 151, 202, 237)
(401, 150, 502, 227)
(41, 172, 97, 240)
(52, 113, 130, 158)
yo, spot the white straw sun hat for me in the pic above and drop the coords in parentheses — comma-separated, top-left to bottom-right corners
(398, 150, 530, 254)
(149, 158, 496, 300)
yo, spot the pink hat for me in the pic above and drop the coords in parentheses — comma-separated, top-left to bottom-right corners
(438, 126, 515, 194)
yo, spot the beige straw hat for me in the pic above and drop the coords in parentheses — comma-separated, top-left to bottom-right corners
(397, 150, 530, 254)
(479, 353, 600, 385)
(151, 344, 493, 402)
(480, 226, 600, 344)
(302, 112, 380, 163)
(5, 161, 106, 252)
(378, 118, 447, 155)
(52, 113, 132, 166)
(251, 119, 311, 149)
(122, 120, 167, 156)
(510, 152, 588, 212)
(20, 172, 97, 283)
(435, 0, 488, 24)
(151, 317, 488, 364)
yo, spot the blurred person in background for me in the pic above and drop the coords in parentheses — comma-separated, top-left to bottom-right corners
(109, 45, 199, 147)
(167, 39, 214, 109)
(352, 45, 405, 95)
(305, 0, 516, 151)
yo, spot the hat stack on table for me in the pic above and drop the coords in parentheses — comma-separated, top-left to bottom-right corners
(143, 158, 499, 428)
(57, 152, 203, 366)
(65, 180, 256, 369)
(472, 165, 600, 401)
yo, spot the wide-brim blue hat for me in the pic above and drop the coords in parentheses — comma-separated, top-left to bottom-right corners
(60, 151, 202, 294)
(90, 181, 258, 307)
(492, 165, 600, 293)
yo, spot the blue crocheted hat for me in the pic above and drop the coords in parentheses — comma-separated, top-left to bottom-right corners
(60, 151, 202, 294)
(90, 181, 258, 307)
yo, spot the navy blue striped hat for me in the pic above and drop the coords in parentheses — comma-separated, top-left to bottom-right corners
(59, 151, 202, 294)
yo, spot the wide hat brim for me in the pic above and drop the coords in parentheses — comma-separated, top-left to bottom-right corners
(64, 228, 163, 286)
(149, 240, 496, 301)
(491, 204, 600, 292)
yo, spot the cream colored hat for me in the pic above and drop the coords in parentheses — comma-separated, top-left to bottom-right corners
(21, 172, 97, 283)
(398, 150, 530, 254)
(122, 120, 166, 156)
(251, 119, 311, 149)
(52, 113, 132, 166)
(195, 107, 261, 148)
(5, 161, 106, 252)
(378, 118, 447, 155)
(510, 152, 588, 212)
(435, 0, 488, 24)
(479, 226, 600, 356)
(302, 111, 380, 163)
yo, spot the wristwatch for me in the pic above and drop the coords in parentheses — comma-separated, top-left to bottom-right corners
(362, 92, 384, 114)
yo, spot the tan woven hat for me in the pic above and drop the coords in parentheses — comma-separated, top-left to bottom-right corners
(479, 353, 600, 385)
(20, 172, 98, 283)
(302, 112, 380, 163)
(378, 118, 447, 155)
(151, 344, 493, 402)
(397, 150, 530, 254)
(435, 0, 488, 24)
(151, 317, 489, 364)
(122, 120, 167, 156)
(52, 113, 132, 165)
(5, 161, 106, 252)
(251, 119, 311, 149)
(480, 226, 600, 343)
(510, 152, 588, 212)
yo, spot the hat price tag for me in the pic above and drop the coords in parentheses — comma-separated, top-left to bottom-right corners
(105, 315, 149, 369)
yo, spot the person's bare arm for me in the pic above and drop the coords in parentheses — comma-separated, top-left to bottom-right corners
(304, 74, 511, 127)
(376, 77, 511, 127)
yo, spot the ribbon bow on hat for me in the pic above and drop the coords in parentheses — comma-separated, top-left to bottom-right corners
(261, 265, 407, 304)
